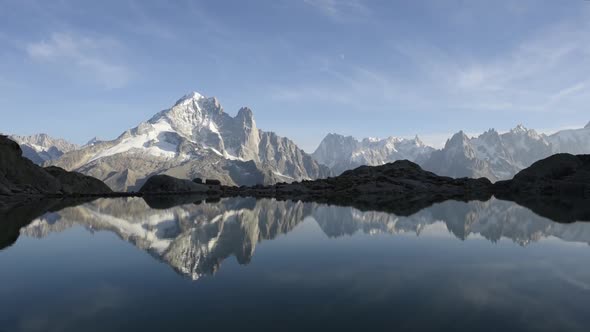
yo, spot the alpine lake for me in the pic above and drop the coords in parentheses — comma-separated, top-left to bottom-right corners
(1, 196, 590, 332)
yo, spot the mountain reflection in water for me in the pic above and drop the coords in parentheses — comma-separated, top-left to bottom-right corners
(18, 196, 590, 280)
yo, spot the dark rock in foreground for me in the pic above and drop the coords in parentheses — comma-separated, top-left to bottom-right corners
(0, 135, 112, 196)
(495, 154, 590, 196)
(229, 160, 493, 198)
(0, 135, 60, 195)
(44, 166, 112, 195)
(493, 153, 590, 223)
(134, 160, 494, 216)
(219, 160, 494, 215)
(139, 174, 210, 194)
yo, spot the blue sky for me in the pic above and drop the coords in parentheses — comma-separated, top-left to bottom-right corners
(1, 0, 589, 151)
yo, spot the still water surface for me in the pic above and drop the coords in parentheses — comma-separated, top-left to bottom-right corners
(1, 197, 590, 331)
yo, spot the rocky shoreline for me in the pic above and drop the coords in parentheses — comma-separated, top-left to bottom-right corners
(2, 151, 589, 251)
(2, 133, 590, 223)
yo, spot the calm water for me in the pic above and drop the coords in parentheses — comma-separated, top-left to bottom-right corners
(1, 197, 590, 331)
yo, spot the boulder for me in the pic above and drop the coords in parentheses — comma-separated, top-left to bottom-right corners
(139, 174, 209, 194)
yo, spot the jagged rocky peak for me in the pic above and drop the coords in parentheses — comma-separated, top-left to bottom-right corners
(237, 107, 254, 119)
(412, 134, 425, 146)
(236, 107, 256, 130)
(511, 124, 527, 133)
(165, 91, 223, 119)
(9, 133, 79, 164)
(478, 128, 501, 142)
(445, 130, 471, 147)
(508, 124, 542, 139)
(436, 131, 479, 162)
(158, 91, 225, 135)
(481, 128, 499, 136)
(10, 133, 78, 151)
(313, 133, 358, 157)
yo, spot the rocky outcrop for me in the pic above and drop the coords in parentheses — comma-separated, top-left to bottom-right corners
(136, 154, 590, 220)
(298, 159, 493, 198)
(0, 136, 112, 196)
(44, 166, 112, 195)
(495, 154, 590, 196)
(1, 135, 61, 195)
(492, 153, 590, 222)
(218, 159, 494, 215)
(138, 174, 210, 194)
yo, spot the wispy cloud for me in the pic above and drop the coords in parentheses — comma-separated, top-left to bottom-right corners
(273, 8, 590, 116)
(26, 33, 132, 89)
(303, 0, 370, 21)
(548, 81, 588, 104)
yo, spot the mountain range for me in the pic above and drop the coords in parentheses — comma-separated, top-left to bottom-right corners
(312, 134, 434, 175)
(313, 122, 590, 181)
(421, 124, 590, 181)
(6, 90, 589, 189)
(39, 92, 329, 191)
(9, 133, 78, 165)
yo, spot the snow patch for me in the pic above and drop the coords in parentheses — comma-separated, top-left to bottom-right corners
(88, 120, 178, 163)
(273, 170, 295, 180)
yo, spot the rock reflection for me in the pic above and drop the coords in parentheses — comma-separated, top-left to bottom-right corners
(15, 196, 590, 280)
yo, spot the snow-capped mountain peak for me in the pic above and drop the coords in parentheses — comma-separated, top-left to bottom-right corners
(478, 128, 500, 140)
(511, 124, 527, 134)
(364, 137, 382, 143)
(174, 91, 206, 105)
(413, 135, 425, 146)
(446, 130, 470, 145)
(585, 121, 590, 129)
(47, 91, 329, 191)
(443, 131, 476, 158)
